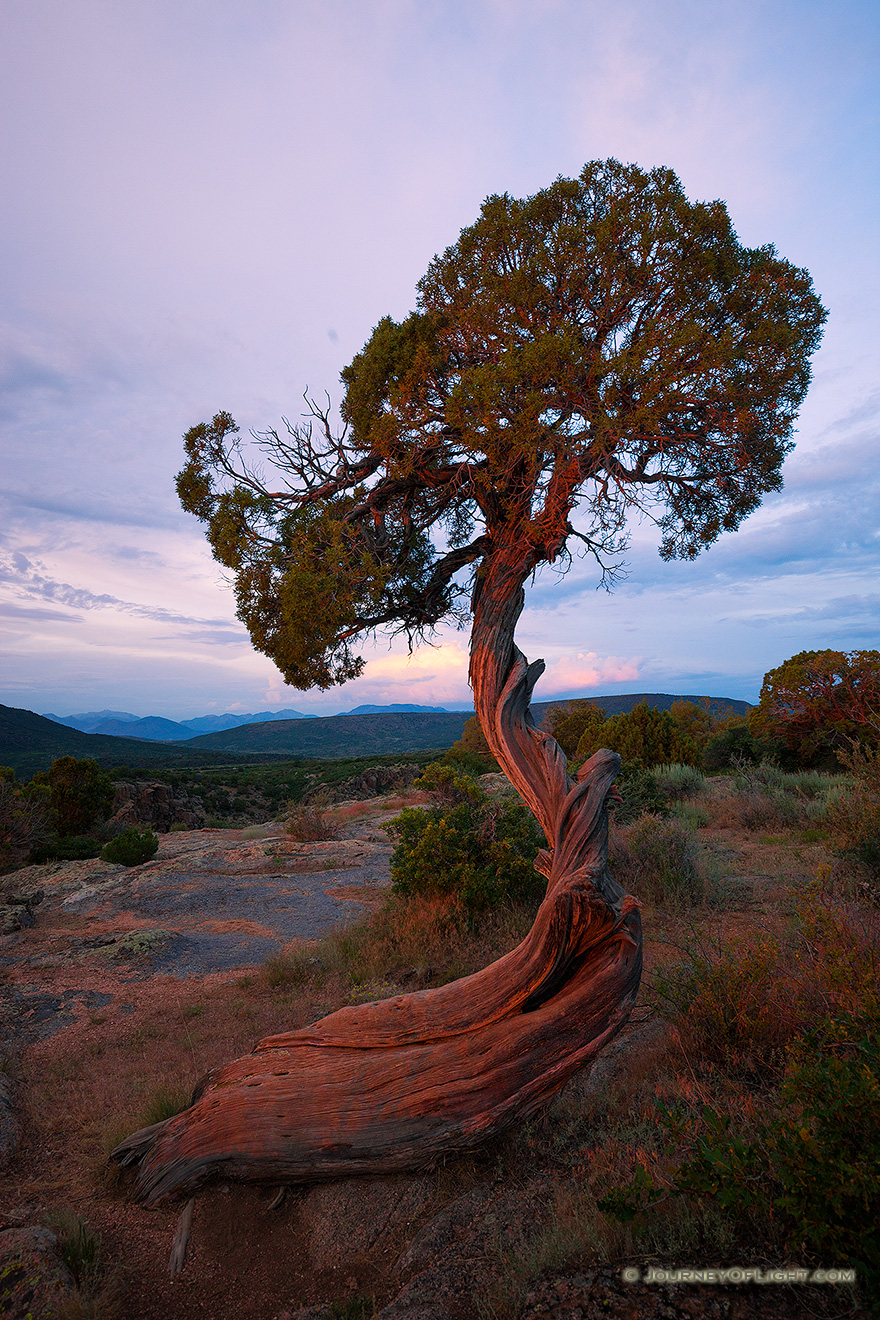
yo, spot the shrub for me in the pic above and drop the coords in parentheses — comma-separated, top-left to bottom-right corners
(318, 891, 535, 991)
(653, 888, 880, 1076)
(600, 1015, 880, 1310)
(30, 833, 103, 863)
(282, 793, 338, 842)
(611, 813, 703, 907)
(260, 947, 323, 990)
(443, 715, 499, 774)
(825, 741, 880, 879)
(653, 932, 799, 1076)
(388, 772, 545, 912)
(546, 699, 608, 758)
(724, 761, 836, 831)
(45, 756, 115, 836)
(599, 894, 880, 1311)
(650, 763, 705, 801)
(0, 778, 50, 872)
(101, 828, 159, 866)
(703, 722, 761, 769)
(608, 763, 667, 824)
(413, 761, 484, 805)
(575, 701, 701, 769)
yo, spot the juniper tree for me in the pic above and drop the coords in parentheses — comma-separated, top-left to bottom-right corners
(117, 160, 826, 1203)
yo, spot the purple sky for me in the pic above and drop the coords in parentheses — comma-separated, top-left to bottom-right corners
(2, 0, 878, 719)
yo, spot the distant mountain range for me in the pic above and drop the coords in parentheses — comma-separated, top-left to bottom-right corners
(0, 704, 278, 779)
(2, 692, 752, 778)
(42, 703, 451, 742)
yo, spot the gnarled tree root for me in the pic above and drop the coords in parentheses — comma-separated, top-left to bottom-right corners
(112, 751, 640, 1205)
(113, 611, 644, 1204)
(116, 909, 640, 1205)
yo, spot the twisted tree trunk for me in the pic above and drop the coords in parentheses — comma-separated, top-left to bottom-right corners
(112, 561, 642, 1205)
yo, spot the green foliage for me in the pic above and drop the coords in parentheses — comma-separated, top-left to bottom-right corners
(599, 892, 880, 1309)
(414, 761, 485, 804)
(650, 763, 705, 801)
(0, 777, 50, 873)
(388, 772, 544, 912)
(729, 761, 836, 832)
(667, 700, 720, 749)
(751, 648, 880, 766)
(177, 161, 826, 690)
(610, 763, 668, 824)
(101, 828, 159, 867)
(826, 741, 880, 879)
(576, 702, 700, 769)
(443, 715, 498, 774)
(703, 721, 761, 770)
(546, 700, 607, 758)
(600, 1018, 880, 1309)
(31, 833, 103, 863)
(612, 813, 703, 907)
(45, 756, 115, 837)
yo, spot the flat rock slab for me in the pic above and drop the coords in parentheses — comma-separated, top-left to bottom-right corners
(58, 861, 389, 977)
(0, 817, 397, 1040)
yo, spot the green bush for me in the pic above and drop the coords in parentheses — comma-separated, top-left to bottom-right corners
(547, 699, 608, 758)
(576, 701, 701, 769)
(826, 742, 880, 880)
(610, 763, 667, 824)
(29, 833, 103, 863)
(101, 828, 159, 867)
(43, 756, 115, 836)
(0, 779, 50, 872)
(703, 724, 761, 769)
(442, 715, 499, 774)
(729, 762, 836, 831)
(387, 770, 544, 912)
(650, 763, 705, 801)
(599, 1015, 880, 1311)
(611, 813, 703, 907)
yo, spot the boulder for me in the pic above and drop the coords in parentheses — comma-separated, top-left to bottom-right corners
(0, 1226, 75, 1319)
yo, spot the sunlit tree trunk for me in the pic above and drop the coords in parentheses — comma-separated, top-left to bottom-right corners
(113, 563, 642, 1205)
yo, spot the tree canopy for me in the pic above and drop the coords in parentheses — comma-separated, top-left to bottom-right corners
(123, 162, 827, 1207)
(750, 649, 880, 762)
(177, 159, 826, 690)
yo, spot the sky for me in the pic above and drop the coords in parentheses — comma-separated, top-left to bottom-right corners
(1, 0, 878, 720)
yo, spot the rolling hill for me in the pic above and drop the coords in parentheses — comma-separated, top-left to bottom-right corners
(0, 705, 282, 779)
(182, 710, 473, 759)
(3, 692, 751, 778)
(182, 692, 750, 757)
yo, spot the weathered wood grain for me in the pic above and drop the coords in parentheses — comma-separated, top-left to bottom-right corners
(113, 559, 643, 1205)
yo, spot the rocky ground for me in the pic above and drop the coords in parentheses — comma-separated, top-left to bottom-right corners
(1, 816, 395, 1055)
(0, 792, 870, 1320)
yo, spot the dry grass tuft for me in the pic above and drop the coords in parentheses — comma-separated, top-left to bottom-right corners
(281, 792, 339, 842)
(318, 892, 536, 991)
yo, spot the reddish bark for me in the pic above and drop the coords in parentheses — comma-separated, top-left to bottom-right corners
(113, 565, 642, 1204)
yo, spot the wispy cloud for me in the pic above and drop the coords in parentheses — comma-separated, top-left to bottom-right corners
(0, 550, 244, 631)
(1, 0, 877, 717)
